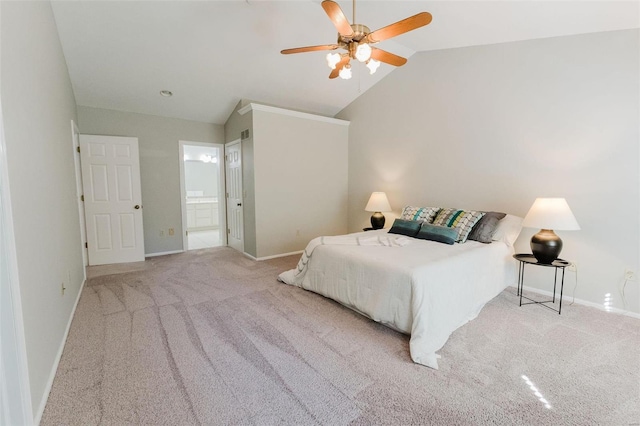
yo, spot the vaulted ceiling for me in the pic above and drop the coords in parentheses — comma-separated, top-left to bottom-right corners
(51, 1, 639, 125)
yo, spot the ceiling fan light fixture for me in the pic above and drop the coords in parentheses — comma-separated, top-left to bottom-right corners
(339, 64, 352, 80)
(355, 43, 372, 62)
(281, 1, 432, 80)
(366, 58, 380, 74)
(326, 52, 341, 69)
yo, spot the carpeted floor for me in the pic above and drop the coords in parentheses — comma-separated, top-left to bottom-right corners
(42, 247, 639, 425)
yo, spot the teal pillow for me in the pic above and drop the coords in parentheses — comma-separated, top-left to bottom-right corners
(388, 219, 422, 237)
(416, 223, 458, 245)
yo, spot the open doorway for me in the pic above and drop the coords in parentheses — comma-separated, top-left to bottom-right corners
(179, 141, 226, 250)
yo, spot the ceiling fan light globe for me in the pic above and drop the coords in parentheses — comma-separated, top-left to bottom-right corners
(355, 43, 372, 62)
(339, 64, 352, 80)
(366, 58, 380, 74)
(326, 52, 341, 69)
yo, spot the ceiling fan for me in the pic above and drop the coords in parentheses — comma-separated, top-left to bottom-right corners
(281, 0, 432, 80)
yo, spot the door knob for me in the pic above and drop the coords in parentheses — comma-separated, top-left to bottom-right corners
(237, 203, 242, 207)
(134, 205, 140, 209)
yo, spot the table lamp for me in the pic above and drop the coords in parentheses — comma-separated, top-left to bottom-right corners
(365, 192, 392, 230)
(522, 198, 580, 264)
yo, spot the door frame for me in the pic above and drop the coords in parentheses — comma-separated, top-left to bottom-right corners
(71, 120, 88, 274)
(178, 140, 227, 251)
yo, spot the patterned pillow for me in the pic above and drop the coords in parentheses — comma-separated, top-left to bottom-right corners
(400, 206, 440, 224)
(432, 208, 485, 243)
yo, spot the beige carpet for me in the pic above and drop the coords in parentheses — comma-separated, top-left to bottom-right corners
(42, 247, 639, 425)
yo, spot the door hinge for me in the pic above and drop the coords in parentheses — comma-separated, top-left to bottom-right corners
(76, 146, 80, 153)
(85, 242, 88, 248)
(80, 195, 84, 202)
(185, 230, 188, 236)
(227, 228, 230, 234)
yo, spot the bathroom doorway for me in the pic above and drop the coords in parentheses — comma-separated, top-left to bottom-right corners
(179, 141, 226, 250)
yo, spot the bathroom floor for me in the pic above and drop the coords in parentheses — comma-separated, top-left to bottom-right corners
(187, 229, 222, 250)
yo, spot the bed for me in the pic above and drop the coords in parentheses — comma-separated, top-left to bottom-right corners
(278, 214, 523, 369)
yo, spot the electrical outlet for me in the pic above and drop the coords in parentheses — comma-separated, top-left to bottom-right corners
(296, 229, 300, 237)
(624, 269, 636, 281)
(568, 262, 577, 272)
(168, 228, 174, 236)
(159, 230, 165, 237)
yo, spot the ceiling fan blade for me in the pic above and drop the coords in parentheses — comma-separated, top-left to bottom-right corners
(281, 44, 339, 55)
(367, 12, 432, 43)
(370, 48, 407, 66)
(329, 56, 350, 79)
(322, 0, 354, 38)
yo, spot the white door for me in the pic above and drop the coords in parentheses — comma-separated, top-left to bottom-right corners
(225, 140, 243, 252)
(71, 120, 88, 270)
(80, 135, 145, 265)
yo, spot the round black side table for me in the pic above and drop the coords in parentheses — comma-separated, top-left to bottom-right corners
(513, 254, 571, 315)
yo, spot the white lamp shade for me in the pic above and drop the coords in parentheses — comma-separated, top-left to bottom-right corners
(522, 198, 580, 230)
(365, 192, 391, 212)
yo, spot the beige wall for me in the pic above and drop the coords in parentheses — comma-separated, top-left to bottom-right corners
(1, 1, 83, 417)
(252, 107, 349, 258)
(77, 106, 224, 255)
(337, 30, 639, 314)
(225, 102, 349, 258)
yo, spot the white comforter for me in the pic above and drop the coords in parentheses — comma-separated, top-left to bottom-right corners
(279, 229, 515, 369)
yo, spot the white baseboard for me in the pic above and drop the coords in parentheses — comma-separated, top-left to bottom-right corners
(513, 284, 640, 319)
(244, 250, 303, 261)
(34, 277, 86, 425)
(145, 249, 184, 258)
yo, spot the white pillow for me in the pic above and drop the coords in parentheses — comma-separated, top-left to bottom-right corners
(492, 214, 523, 247)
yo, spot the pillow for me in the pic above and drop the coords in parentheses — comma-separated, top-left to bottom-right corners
(492, 214, 524, 247)
(432, 208, 485, 243)
(400, 206, 440, 223)
(416, 223, 458, 245)
(468, 212, 507, 243)
(388, 219, 422, 237)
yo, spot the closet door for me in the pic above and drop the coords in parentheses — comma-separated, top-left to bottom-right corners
(80, 134, 145, 265)
(225, 140, 243, 253)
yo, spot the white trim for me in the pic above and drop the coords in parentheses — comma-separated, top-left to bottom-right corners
(71, 120, 88, 275)
(243, 250, 304, 261)
(179, 140, 227, 252)
(145, 250, 185, 258)
(238, 103, 350, 126)
(513, 284, 640, 319)
(33, 278, 86, 425)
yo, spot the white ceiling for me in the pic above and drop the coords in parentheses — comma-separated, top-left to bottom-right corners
(51, 1, 639, 125)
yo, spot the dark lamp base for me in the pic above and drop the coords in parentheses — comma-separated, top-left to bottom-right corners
(531, 229, 563, 264)
(370, 212, 385, 230)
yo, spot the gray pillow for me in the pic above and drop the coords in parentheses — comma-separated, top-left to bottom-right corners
(416, 223, 458, 245)
(468, 212, 507, 243)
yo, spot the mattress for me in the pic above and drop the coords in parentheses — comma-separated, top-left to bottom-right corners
(279, 229, 515, 369)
